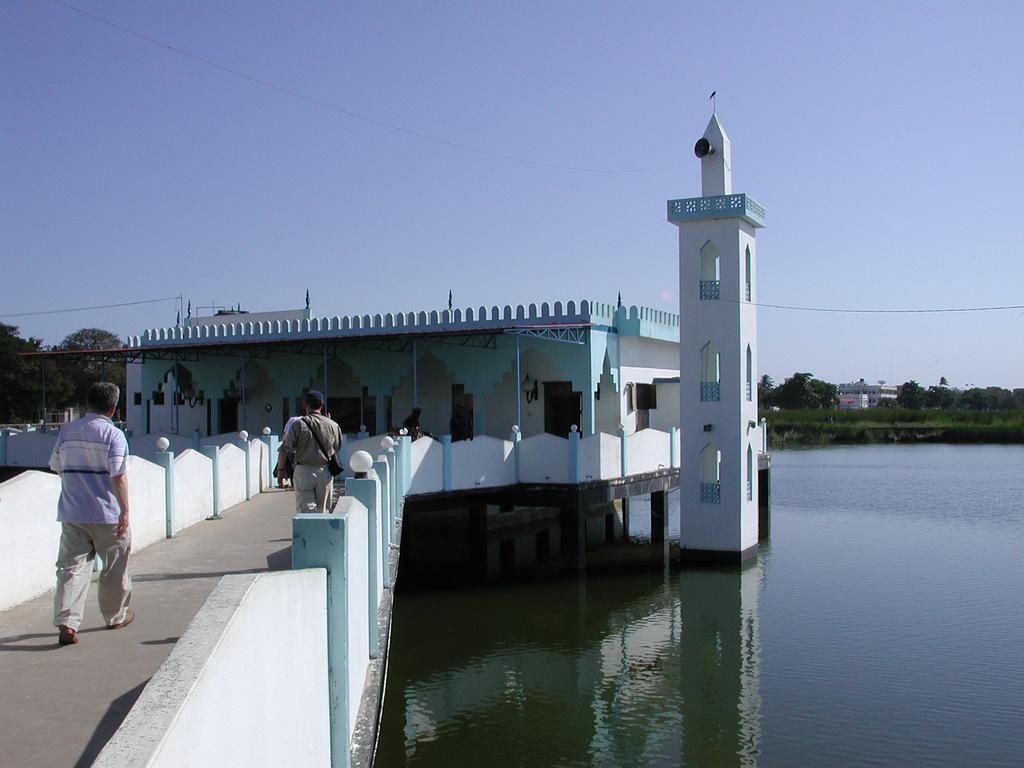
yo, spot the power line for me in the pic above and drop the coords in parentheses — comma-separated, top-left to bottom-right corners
(48, 0, 683, 175)
(0, 296, 180, 319)
(750, 300, 1024, 314)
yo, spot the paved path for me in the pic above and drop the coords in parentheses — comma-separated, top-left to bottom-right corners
(0, 488, 298, 768)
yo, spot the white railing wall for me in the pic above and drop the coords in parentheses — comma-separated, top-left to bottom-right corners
(2, 430, 60, 468)
(451, 435, 515, 490)
(408, 439, 443, 495)
(172, 450, 215, 530)
(518, 433, 571, 484)
(0, 439, 271, 612)
(93, 571, 331, 768)
(579, 432, 622, 480)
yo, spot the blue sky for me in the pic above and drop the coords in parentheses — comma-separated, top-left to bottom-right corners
(3, 1, 1022, 388)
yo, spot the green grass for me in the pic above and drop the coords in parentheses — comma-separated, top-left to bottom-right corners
(762, 409, 1024, 445)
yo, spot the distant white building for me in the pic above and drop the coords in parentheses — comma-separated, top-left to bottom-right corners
(838, 379, 897, 409)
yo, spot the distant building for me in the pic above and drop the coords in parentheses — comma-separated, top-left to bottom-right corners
(837, 379, 897, 409)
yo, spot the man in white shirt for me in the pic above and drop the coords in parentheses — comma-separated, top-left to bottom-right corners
(48, 382, 134, 646)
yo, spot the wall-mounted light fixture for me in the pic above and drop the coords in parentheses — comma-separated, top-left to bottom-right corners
(183, 387, 205, 408)
(522, 374, 539, 404)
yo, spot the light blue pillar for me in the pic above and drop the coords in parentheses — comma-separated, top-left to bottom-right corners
(670, 426, 679, 468)
(568, 426, 580, 484)
(0, 429, 7, 467)
(154, 449, 175, 538)
(292, 514, 352, 768)
(201, 445, 221, 519)
(191, 428, 200, 451)
(619, 424, 628, 477)
(123, 429, 132, 454)
(373, 457, 391, 584)
(384, 447, 397, 530)
(260, 431, 279, 488)
(346, 474, 381, 659)
(239, 435, 252, 501)
(392, 438, 404, 507)
(441, 435, 452, 491)
(510, 427, 521, 483)
(357, 426, 369, 439)
(398, 435, 412, 497)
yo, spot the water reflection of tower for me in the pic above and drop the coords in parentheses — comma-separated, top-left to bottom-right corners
(679, 555, 764, 767)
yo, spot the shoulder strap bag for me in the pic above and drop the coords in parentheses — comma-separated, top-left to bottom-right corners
(303, 417, 343, 477)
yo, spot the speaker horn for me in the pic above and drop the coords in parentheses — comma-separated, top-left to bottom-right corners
(694, 137, 714, 158)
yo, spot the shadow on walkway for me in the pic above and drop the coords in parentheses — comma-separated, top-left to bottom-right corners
(73, 680, 150, 768)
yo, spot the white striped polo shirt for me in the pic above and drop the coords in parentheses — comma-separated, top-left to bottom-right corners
(48, 413, 129, 524)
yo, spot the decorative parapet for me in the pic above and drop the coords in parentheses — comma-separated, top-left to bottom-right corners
(667, 193, 766, 228)
(615, 304, 680, 342)
(127, 298, 681, 348)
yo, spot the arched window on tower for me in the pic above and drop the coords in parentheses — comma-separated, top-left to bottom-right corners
(746, 444, 754, 501)
(700, 342, 721, 401)
(744, 245, 752, 302)
(700, 443, 722, 504)
(700, 241, 720, 300)
(746, 344, 753, 401)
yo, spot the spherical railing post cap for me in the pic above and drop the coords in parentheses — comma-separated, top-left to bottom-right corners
(570, 424, 579, 433)
(350, 450, 374, 474)
(262, 427, 272, 435)
(380, 436, 395, 449)
(155, 437, 170, 451)
(399, 428, 408, 436)
(511, 424, 520, 433)
(238, 430, 249, 441)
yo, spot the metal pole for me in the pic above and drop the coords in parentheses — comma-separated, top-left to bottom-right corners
(323, 345, 328, 401)
(41, 359, 47, 431)
(173, 359, 180, 435)
(514, 335, 522, 430)
(240, 349, 247, 431)
(411, 339, 418, 405)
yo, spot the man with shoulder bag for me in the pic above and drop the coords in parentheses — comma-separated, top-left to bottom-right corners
(279, 390, 343, 513)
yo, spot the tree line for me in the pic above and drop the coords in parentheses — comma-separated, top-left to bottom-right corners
(1, 324, 125, 422)
(760, 373, 1024, 411)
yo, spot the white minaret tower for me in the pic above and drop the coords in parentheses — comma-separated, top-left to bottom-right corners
(668, 114, 765, 562)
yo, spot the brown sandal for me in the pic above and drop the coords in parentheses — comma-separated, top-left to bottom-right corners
(58, 625, 79, 645)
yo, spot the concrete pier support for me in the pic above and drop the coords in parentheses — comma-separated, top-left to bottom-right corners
(758, 464, 771, 540)
(651, 489, 667, 544)
(560, 493, 586, 572)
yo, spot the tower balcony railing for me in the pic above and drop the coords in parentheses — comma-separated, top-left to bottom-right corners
(700, 381, 721, 401)
(699, 280, 720, 300)
(745, 381, 752, 401)
(746, 478, 753, 501)
(701, 482, 721, 504)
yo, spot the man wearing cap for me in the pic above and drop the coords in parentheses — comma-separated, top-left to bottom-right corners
(279, 390, 342, 513)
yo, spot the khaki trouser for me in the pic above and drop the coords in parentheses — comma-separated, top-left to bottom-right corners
(53, 522, 132, 630)
(293, 463, 333, 513)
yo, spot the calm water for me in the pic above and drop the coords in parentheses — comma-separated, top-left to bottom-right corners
(376, 445, 1024, 767)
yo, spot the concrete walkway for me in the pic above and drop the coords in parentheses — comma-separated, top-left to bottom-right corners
(0, 488, 298, 768)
